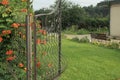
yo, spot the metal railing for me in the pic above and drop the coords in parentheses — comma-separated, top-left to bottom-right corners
(26, 0, 66, 80)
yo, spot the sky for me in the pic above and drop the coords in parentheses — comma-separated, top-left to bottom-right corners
(33, 0, 104, 10)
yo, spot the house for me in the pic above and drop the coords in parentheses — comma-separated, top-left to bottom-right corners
(110, 1, 120, 38)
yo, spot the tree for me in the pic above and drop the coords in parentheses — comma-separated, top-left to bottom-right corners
(35, 0, 109, 32)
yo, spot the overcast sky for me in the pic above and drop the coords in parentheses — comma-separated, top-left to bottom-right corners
(33, 0, 104, 10)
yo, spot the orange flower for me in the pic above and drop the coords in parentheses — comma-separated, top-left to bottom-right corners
(21, 9, 27, 12)
(6, 30, 11, 34)
(38, 30, 47, 35)
(48, 63, 52, 68)
(38, 30, 43, 34)
(36, 61, 41, 68)
(1, 0, 9, 5)
(43, 30, 47, 35)
(42, 40, 46, 45)
(11, 23, 20, 28)
(6, 56, 16, 61)
(0, 37, 3, 42)
(6, 50, 13, 55)
(18, 63, 24, 68)
(2, 30, 11, 35)
(36, 39, 41, 44)
(41, 40, 47, 45)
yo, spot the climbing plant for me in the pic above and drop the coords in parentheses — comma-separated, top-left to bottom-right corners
(0, 0, 29, 79)
(0, 0, 65, 80)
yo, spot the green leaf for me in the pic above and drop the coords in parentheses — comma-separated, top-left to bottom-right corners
(0, 19, 5, 23)
(6, 18, 13, 23)
(0, 25, 7, 29)
(2, 13, 8, 18)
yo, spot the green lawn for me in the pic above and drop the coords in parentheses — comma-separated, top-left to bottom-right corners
(59, 39, 120, 80)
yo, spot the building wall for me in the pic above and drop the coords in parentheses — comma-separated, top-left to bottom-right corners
(110, 4, 120, 37)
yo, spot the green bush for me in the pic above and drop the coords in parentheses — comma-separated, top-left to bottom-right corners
(77, 29, 90, 35)
(71, 37, 79, 42)
(63, 30, 76, 34)
(92, 27, 108, 34)
(63, 25, 108, 35)
(107, 42, 119, 49)
(63, 25, 78, 34)
(70, 25, 78, 32)
(79, 37, 90, 43)
(92, 41, 120, 49)
(63, 28, 90, 35)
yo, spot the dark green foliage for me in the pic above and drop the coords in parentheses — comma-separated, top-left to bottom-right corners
(35, 0, 109, 33)
(107, 42, 119, 49)
(0, 0, 29, 79)
(79, 37, 90, 43)
(71, 37, 79, 42)
(77, 29, 90, 35)
(92, 41, 120, 49)
(63, 26, 108, 35)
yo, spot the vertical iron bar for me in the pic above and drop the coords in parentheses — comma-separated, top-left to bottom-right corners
(26, 15, 30, 80)
(58, 0, 62, 74)
(33, 16, 37, 80)
(30, 15, 33, 80)
(26, 15, 32, 80)
(26, 1, 33, 80)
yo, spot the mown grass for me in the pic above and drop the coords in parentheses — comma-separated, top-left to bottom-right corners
(59, 39, 120, 80)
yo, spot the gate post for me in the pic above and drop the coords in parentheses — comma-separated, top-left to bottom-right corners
(26, 15, 33, 80)
(58, 0, 62, 74)
(33, 16, 37, 80)
(26, 0, 33, 80)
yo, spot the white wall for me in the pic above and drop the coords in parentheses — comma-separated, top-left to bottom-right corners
(110, 4, 120, 37)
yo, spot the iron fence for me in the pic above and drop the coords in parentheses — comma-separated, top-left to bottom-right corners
(26, 0, 66, 80)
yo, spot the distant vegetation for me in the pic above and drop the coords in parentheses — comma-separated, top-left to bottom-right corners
(35, 0, 118, 34)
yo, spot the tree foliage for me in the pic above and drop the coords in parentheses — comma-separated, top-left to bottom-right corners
(35, 0, 110, 32)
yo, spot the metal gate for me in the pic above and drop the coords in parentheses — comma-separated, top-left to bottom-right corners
(26, 0, 66, 80)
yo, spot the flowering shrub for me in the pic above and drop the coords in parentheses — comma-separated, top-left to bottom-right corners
(92, 39, 120, 49)
(0, 0, 29, 79)
(0, 0, 62, 79)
